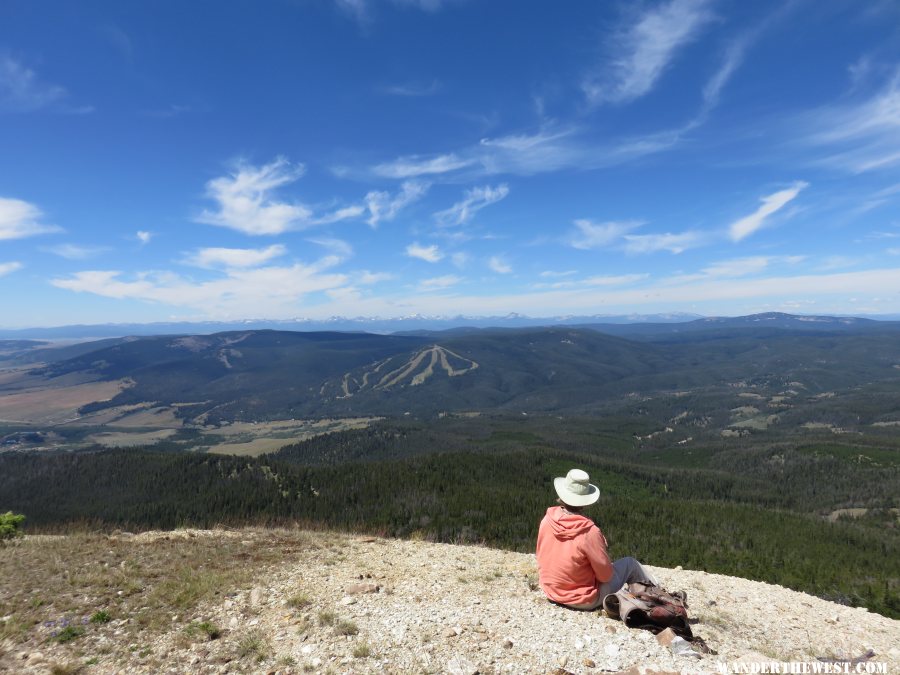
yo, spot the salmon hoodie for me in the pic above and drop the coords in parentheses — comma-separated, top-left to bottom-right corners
(535, 506, 613, 606)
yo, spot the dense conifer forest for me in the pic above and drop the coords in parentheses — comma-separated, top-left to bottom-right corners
(2, 417, 897, 618)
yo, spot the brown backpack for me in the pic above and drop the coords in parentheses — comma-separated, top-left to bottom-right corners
(602, 581, 693, 639)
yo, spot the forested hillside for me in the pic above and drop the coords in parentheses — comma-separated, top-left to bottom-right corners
(3, 320, 900, 424)
(2, 417, 897, 618)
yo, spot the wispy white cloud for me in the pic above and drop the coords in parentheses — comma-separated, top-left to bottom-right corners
(434, 184, 509, 226)
(136, 230, 153, 245)
(623, 230, 704, 254)
(197, 158, 364, 235)
(667, 255, 804, 284)
(817, 255, 862, 271)
(580, 273, 649, 286)
(0, 261, 23, 277)
(477, 127, 587, 174)
(334, 0, 369, 24)
(357, 270, 393, 284)
(406, 242, 444, 262)
(337, 268, 900, 319)
(0, 56, 67, 112)
(308, 237, 354, 258)
(487, 256, 512, 274)
(569, 219, 642, 250)
(539, 270, 577, 278)
(373, 153, 475, 179)
(45, 243, 110, 260)
(312, 205, 366, 225)
(0, 197, 60, 240)
(582, 0, 715, 105)
(728, 181, 808, 242)
(451, 252, 470, 268)
(197, 158, 311, 235)
(804, 71, 900, 173)
(368, 120, 694, 180)
(365, 180, 429, 226)
(847, 55, 873, 91)
(418, 274, 462, 290)
(185, 244, 287, 269)
(533, 273, 648, 290)
(52, 257, 347, 317)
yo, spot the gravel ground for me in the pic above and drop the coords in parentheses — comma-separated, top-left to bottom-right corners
(4, 529, 899, 674)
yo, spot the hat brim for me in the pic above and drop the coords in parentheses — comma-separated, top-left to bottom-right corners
(554, 476, 600, 507)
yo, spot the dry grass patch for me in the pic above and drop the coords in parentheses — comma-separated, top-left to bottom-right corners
(0, 528, 322, 654)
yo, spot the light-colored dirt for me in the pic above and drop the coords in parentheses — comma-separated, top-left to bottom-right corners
(5, 529, 897, 675)
(87, 429, 178, 447)
(0, 379, 128, 424)
(204, 418, 379, 456)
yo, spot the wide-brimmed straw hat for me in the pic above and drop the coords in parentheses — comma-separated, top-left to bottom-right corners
(553, 468, 600, 507)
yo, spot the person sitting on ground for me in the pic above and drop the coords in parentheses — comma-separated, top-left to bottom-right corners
(536, 468, 658, 610)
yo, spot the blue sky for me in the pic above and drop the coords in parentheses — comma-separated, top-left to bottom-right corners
(1, 0, 900, 327)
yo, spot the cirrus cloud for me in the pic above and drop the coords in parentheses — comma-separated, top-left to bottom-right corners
(582, 0, 715, 105)
(434, 184, 509, 226)
(406, 242, 444, 262)
(51, 257, 347, 318)
(185, 244, 288, 269)
(0, 261, 23, 277)
(729, 181, 808, 242)
(0, 197, 60, 240)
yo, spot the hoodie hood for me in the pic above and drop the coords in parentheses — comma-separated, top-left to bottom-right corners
(545, 505, 595, 540)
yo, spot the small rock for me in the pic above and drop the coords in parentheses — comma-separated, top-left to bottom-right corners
(310, 657, 322, 667)
(557, 654, 569, 667)
(655, 627, 677, 647)
(25, 652, 45, 664)
(502, 638, 513, 649)
(604, 644, 619, 658)
(675, 565, 683, 570)
(250, 588, 264, 606)
(300, 646, 313, 655)
(446, 657, 478, 675)
(228, 617, 238, 628)
(605, 625, 617, 634)
(442, 626, 460, 638)
(582, 658, 596, 668)
(345, 582, 379, 595)
(574, 639, 584, 650)
(670, 636, 701, 659)
(340, 596, 357, 606)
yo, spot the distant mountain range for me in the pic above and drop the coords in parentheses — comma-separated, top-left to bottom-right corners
(3, 312, 900, 424)
(0, 312, 703, 339)
(3, 310, 900, 340)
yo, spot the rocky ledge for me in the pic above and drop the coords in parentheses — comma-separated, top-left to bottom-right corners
(3, 528, 898, 674)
